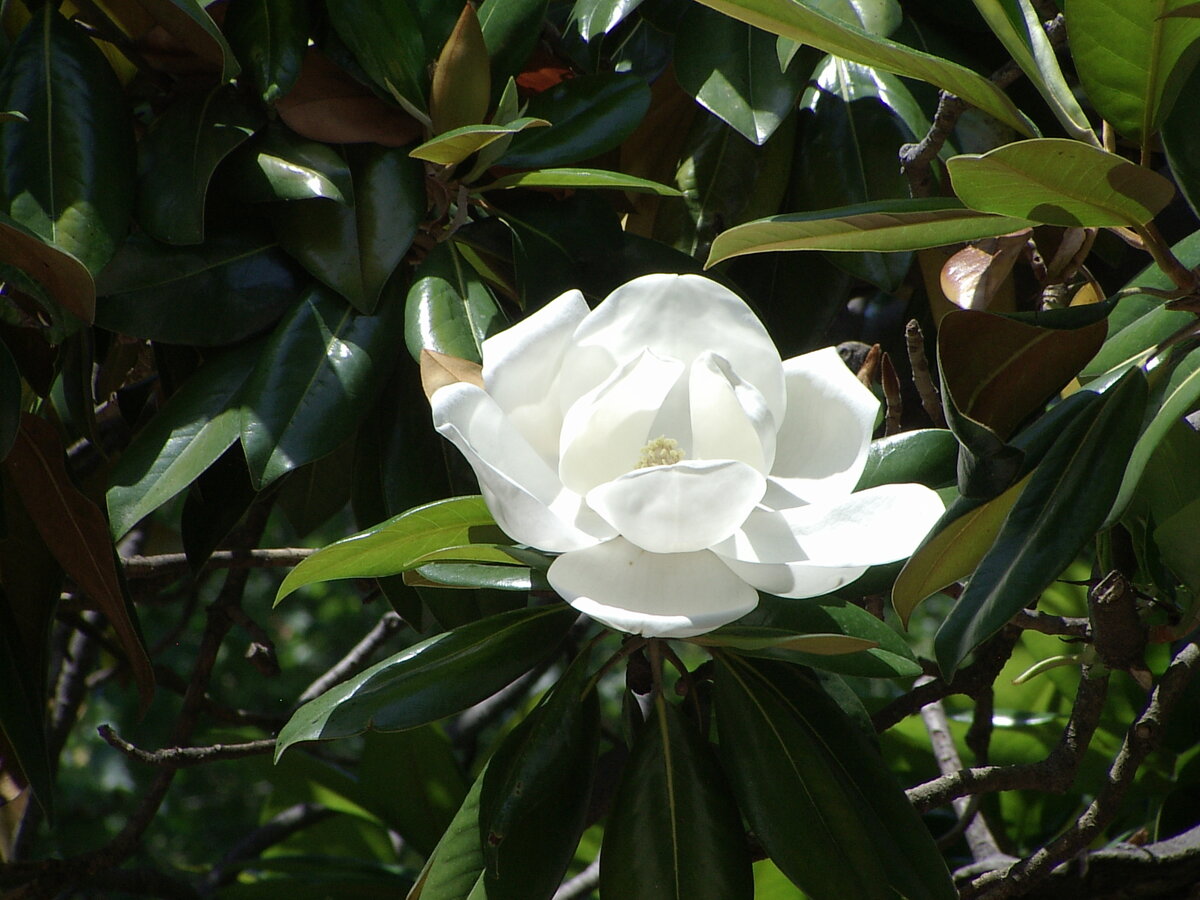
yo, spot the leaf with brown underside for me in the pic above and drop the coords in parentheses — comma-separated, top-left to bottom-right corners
(3, 415, 154, 709)
(277, 49, 422, 147)
(939, 230, 1030, 311)
(421, 349, 485, 401)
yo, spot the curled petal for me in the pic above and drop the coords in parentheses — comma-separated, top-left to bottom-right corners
(586, 460, 766, 554)
(558, 274, 786, 422)
(482, 288, 590, 464)
(712, 483, 944, 568)
(558, 350, 684, 495)
(689, 352, 776, 474)
(770, 348, 879, 503)
(432, 382, 614, 552)
(548, 538, 759, 638)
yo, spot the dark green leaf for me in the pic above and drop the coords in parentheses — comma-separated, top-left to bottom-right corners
(0, 5, 134, 274)
(948, 138, 1176, 227)
(239, 283, 402, 489)
(274, 144, 424, 313)
(0, 580, 55, 818)
(856, 428, 958, 490)
(478, 0, 549, 84)
(714, 657, 955, 899)
(935, 368, 1149, 676)
(410, 765, 487, 900)
(480, 654, 600, 900)
(180, 442, 257, 569)
(1162, 53, 1200, 222)
(574, 0, 647, 38)
(498, 74, 651, 168)
(0, 337, 17, 460)
(274, 605, 577, 757)
(137, 87, 264, 245)
(95, 231, 303, 346)
(277, 434, 356, 535)
(676, 6, 806, 145)
(694, 0, 1035, 134)
(410, 561, 534, 592)
(227, 125, 354, 203)
(326, 0, 428, 112)
(277, 496, 507, 603)
(106, 340, 262, 540)
(706, 199, 1033, 267)
(224, 0, 310, 103)
(404, 240, 505, 362)
(600, 696, 752, 900)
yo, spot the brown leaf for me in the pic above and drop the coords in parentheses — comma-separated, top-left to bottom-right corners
(430, 3, 490, 134)
(277, 49, 422, 147)
(939, 230, 1030, 311)
(3, 415, 154, 710)
(0, 220, 95, 323)
(100, 0, 225, 76)
(421, 349, 485, 401)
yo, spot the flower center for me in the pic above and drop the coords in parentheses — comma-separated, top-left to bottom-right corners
(635, 436, 685, 469)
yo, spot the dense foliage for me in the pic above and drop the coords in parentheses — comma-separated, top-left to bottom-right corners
(4, 0, 1200, 897)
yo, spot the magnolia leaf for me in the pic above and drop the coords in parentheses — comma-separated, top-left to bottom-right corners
(420, 349, 486, 400)
(430, 3, 490, 134)
(948, 138, 1175, 227)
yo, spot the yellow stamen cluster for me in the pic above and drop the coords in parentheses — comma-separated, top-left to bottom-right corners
(635, 436, 685, 469)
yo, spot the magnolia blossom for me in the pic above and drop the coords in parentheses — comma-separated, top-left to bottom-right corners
(429, 273, 944, 638)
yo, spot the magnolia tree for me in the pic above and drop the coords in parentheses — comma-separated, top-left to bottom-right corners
(3, 0, 1200, 898)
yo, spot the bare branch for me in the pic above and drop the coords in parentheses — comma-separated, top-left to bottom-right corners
(297, 611, 406, 704)
(1010, 609, 1090, 640)
(97, 726, 275, 770)
(202, 802, 336, 893)
(121, 548, 316, 581)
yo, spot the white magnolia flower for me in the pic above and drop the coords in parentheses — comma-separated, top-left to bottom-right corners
(429, 273, 944, 638)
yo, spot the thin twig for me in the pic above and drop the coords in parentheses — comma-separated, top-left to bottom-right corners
(881, 352, 903, 435)
(905, 320, 945, 427)
(965, 642, 1200, 899)
(553, 857, 601, 900)
(1009, 610, 1091, 640)
(121, 548, 317, 580)
(97, 726, 276, 770)
(202, 803, 337, 893)
(297, 611, 406, 704)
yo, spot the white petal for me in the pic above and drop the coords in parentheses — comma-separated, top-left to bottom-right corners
(770, 348, 879, 503)
(690, 351, 776, 473)
(557, 350, 685, 495)
(558, 273, 786, 422)
(586, 460, 766, 554)
(432, 382, 614, 552)
(548, 537, 759, 638)
(715, 555, 869, 600)
(482, 288, 589, 465)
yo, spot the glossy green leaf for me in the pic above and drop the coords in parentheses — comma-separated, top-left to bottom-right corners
(970, 0, 1097, 144)
(409, 118, 550, 166)
(693, 0, 1035, 135)
(731, 593, 920, 677)
(1065, 0, 1200, 148)
(714, 657, 955, 899)
(277, 496, 506, 603)
(689, 628, 876, 654)
(675, 6, 808, 145)
(1155, 493, 1200, 592)
(327, 0, 428, 112)
(948, 138, 1175, 227)
(498, 74, 651, 168)
(856, 428, 958, 490)
(938, 308, 1108, 440)
(410, 766, 487, 900)
(228, 126, 353, 203)
(274, 145, 425, 313)
(274, 605, 577, 758)
(893, 471, 1032, 626)
(1161, 55, 1200, 221)
(0, 211, 93, 323)
(478, 167, 680, 195)
(935, 368, 1148, 676)
(106, 340, 262, 540)
(1080, 230, 1200, 380)
(404, 241, 505, 363)
(179, 443, 257, 569)
(574, 0, 647, 38)
(239, 284, 402, 489)
(409, 561, 534, 592)
(138, 87, 263, 245)
(478, 0, 548, 83)
(1107, 346, 1200, 524)
(95, 231, 303, 346)
(601, 696, 752, 900)
(706, 199, 1032, 266)
(801, 96, 915, 290)
(224, 0, 310, 103)
(480, 654, 599, 900)
(0, 5, 134, 275)
(277, 436, 357, 535)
